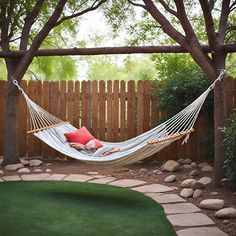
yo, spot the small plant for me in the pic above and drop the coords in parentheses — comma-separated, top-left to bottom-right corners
(222, 110, 236, 190)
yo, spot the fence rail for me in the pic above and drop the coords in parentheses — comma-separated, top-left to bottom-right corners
(0, 78, 235, 161)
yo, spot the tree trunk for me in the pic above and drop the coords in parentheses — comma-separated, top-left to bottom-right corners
(212, 56, 227, 188)
(2, 59, 21, 166)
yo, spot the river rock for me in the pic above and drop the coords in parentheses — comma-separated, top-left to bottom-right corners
(201, 165, 213, 172)
(191, 162, 197, 167)
(29, 159, 42, 167)
(180, 188, 194, 198)
(190, 181, 205, 190)
(198, 177, 212, 186)
(198, 162, 208, 168)
(164, 175, 176, 183)
(163, 160, 180, 172)
(20, 159, 29, 165)
(182, 158, 192, 164)
(193, 189, 203, 199)
(182, 164, 192, 169)
(0, 170, 3, 175)
(215, 208, 236, 219)
(5, 163, 24, 171)
(33, 168, 42, 173)
(46, 169, 52, 173)
(199, 199, 225, 210)
(189, 170, 199, 176)
(210, 191, 219, 196)
(17, 168, 30, 174)
(180, 179, 196, 188)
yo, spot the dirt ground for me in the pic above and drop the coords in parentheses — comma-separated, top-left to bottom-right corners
(1, 156, 236, 235)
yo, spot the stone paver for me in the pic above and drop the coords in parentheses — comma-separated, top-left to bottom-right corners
(0, 177, 3, 182)
(167, 213, 215, 227)
(132, 184, 173, 193)
(176, 227, 228, 236)
(2, 175, 22, 181)
(63, 174, 94, 182)
(146, 193, 186, 204)
(88, 177, 117, 184)
(108, 179, 146, 188)
(43, 174, 67, 181)
(21, 173, 50, 181)
(162, 203, 201, 214)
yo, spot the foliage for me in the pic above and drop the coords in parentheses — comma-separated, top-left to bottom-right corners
(86, 56, 156, 81)
(0, 59, 7, 80)
(153, 54, 212, 116)
(222, 110, 236, 190)
(154, 54, 214, 155)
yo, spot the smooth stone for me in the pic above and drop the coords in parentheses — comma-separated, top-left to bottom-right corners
(189, 170, 199, 176)
(193, 189, 203, 199)
(33, 169, 42, 173)
(17, 168, 30, 174)
(45, 163, 52, 166)
(139, 168, 147, 172)
(210, 191, 219, 196)
(190, 181, 205, 190)
(182, 164, 192, 169)
(0, 170, 3, 175)
(5, 163, 24, 171)
(164, 175, 176, 183)
(181, 159, 192, 164)
(180, 179, 196, 188)
(29, 159, 42, 167)
(222, 219, 230, 225)
(198, 177, 212, 186)
(191, 162, 197, 167)
(220, 178, 229, 186)
(20, 159, 29, 165)
(87, 171, 99, 175)
(180, 188, 194, 198)
(177, 158, 184, 164)
(46, 169, 52, 173)
(198, 162, 208, 168)
(153, 170, 162, 175)
(199, 199, 225, 210)
(215, 208, 236, 219)
(163, 160, 180, 172)
(201, 165, 213, 172)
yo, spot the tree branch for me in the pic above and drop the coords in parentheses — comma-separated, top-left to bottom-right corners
(20, 0, 45, 50)
(174, 0, 197, 39)
(199, 0, 218, 50)
(54, 0, 107, 26)
(218, 0, 231, 43)
(0, 44, 235, 58)
(13, 0, 67, 81)
(0, 3, 10, 51)
(229, 1, 236, 11)
(127, 0, 146, 8)
(159, 0, 177, 17)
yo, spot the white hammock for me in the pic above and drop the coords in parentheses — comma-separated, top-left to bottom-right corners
(13, 70, 225, 166)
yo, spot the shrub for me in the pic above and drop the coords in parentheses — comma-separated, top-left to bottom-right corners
(222, 110, 236, 190)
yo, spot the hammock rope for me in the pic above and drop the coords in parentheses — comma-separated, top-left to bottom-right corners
(11, 70, 225, 166)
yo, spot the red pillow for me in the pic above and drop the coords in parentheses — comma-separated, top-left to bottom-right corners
(64, 126, 95, 145)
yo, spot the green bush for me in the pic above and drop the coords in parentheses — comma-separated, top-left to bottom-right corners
(153, 54, 214, 155)
(222, 110, 236, 190)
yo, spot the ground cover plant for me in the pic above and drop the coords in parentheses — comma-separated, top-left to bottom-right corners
(0, 181, 176, 236)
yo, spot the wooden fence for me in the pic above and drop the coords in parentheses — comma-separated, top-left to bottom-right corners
(0, 78, 235, 161)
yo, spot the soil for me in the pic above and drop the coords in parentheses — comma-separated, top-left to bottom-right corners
(1, 157, 236, 235)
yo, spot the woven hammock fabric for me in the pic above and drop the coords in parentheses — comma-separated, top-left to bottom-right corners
(13, 70, 225, 166)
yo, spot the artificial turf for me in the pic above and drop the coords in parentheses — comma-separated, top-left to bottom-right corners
(0, 181, 176, 236)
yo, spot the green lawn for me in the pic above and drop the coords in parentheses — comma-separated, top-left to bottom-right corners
(0, 181, 176, 236)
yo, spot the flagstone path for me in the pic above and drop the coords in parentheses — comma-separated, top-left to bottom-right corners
(0, 173, 228, 236)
